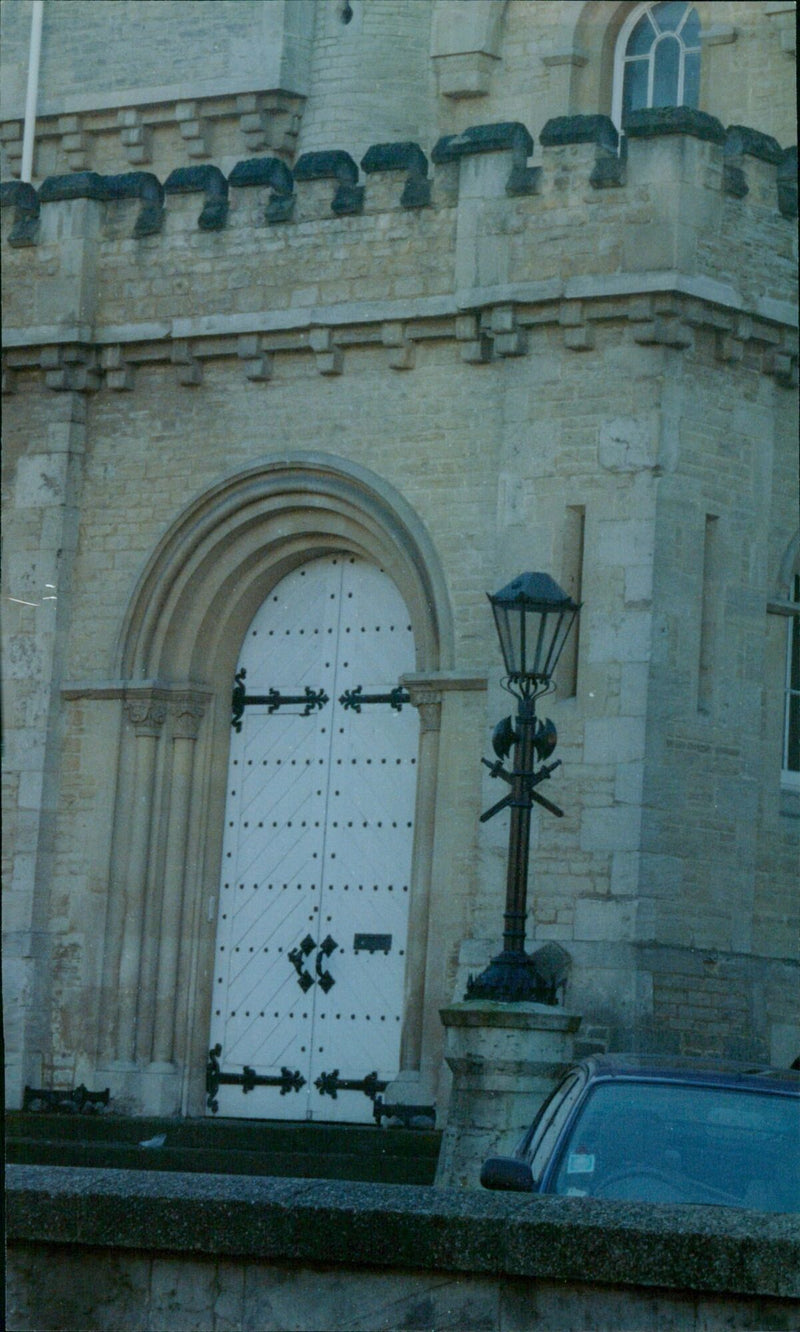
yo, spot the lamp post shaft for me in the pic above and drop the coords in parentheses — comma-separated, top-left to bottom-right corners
(503, 693, 536, 955)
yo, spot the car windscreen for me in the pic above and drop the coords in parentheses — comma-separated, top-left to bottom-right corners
(545, 1079, 800, 1212)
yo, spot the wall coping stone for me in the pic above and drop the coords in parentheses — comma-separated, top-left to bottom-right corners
(431, 121, 534, 163)
(7, 1164, 799, 1299)
(540, 115, 618, 153)
(623, 107, 726, 144)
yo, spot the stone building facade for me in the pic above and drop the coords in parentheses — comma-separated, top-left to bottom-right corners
(2, 1, 797, 1126)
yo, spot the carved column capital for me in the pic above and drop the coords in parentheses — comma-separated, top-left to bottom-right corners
(125, 696, 168, 736)
(406, 685, 442, 733)
(170, 693, 206, 740)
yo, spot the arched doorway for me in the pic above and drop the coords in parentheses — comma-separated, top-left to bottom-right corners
(208, 554, 419, 1121)
(107, 453, 454, 1118)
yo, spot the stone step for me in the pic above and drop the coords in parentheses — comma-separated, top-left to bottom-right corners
(5, 1114, 441, 1185)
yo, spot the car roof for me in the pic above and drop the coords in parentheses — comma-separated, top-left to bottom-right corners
(577, 1052, 800, 1094)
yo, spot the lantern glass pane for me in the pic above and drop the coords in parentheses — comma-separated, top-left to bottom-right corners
(543, 608, 578, 678)
(492, 603, 520, 677)
(529, 609, 550, 678)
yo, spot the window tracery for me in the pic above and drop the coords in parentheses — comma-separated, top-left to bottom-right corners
(613, 1, 701, 128)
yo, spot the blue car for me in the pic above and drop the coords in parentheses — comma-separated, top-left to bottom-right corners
(480, 1054, 800, 1212)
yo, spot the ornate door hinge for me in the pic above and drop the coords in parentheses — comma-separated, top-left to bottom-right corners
(338, 685, 410, 713)
(232, 668, 329, 731)
(206, 1044, 306, 1114)
(314, 1069, 388, 1101)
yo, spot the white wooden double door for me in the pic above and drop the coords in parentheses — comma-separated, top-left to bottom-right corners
(209, 556, 419, 1121)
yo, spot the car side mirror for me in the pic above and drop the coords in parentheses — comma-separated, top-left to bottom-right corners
(480, 1156, 535, 1192)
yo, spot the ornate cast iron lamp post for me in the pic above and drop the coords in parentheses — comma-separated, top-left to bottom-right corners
(466, 573, 580, 1004)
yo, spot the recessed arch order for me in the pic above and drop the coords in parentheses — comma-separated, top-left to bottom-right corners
(118, 451, 455, 687)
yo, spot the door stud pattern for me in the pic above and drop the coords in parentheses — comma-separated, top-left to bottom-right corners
(209, 556, 418, 1122)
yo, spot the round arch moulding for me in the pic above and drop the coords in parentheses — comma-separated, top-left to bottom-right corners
(117, 452, 455, 686)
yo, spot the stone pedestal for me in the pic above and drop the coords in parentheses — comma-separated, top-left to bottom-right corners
(434, 1000, 581, 1189)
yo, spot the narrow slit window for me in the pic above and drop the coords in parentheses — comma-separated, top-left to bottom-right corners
(783, 574, 800, 787)
(557, 505, 585, 699)
(698, 514, 719, 715)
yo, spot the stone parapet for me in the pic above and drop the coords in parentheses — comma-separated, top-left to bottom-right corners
(6, 1165, 799, 1331)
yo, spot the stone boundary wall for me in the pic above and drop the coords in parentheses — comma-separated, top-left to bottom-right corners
(7, 1165, 800, 1331)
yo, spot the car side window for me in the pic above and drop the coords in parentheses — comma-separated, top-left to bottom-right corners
(523, 1070, 587, 1186)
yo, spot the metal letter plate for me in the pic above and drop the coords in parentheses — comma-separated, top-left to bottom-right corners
(353, 933, 392, 955)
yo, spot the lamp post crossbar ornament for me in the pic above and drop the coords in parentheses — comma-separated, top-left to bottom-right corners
(466, 573, 580, 1004)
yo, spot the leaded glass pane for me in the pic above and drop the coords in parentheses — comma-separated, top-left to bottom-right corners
(682, 6, 701, 44)
(653, 34, 680, 107)
(627, 11, 657, 56)
(623, 58, 649, 116)
(653, 0, 691, 33)
(683, 50, 700, 106)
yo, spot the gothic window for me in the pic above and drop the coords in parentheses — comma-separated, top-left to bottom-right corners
(783, 574, 800, 788)
(613, 1, 701, 129)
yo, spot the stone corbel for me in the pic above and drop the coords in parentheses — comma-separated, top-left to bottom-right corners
(117, 108, 153, 166)
(237, 334, 273, 382)
(58, 115, 90, 172)
(41, 345, 101, 393)
(559, 301, 594, 352)
(0, 120, 23, 178)
(175, 101, 211, 158)
(455, 313, 492, 364)
(766, 348, 798, 388)
(100, 344, 135, 391)
(490, 305, 527, 358)
(381, 321, 415, 371)
(309, 327, 343, 376)
(171, 340, 203, 387)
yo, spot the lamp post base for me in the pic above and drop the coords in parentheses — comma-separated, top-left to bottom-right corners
(435, 999, 582, 1188)
(465, 944, 569, 1005)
